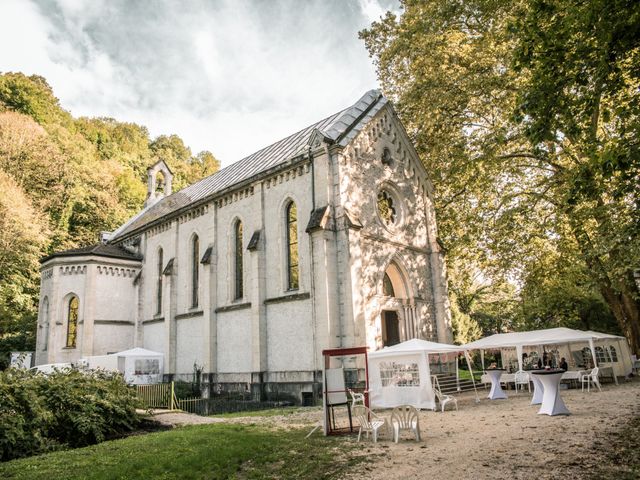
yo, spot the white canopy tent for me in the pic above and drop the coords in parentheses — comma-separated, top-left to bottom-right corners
(86, 347, 164, 385)
(368, 339, 477, 410)
(464, 327, 632, 377)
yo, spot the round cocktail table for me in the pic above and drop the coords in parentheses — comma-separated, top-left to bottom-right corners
(485, 368, 507, 400)
(529, 369, 545, 405)
(530, 370, 570, 416)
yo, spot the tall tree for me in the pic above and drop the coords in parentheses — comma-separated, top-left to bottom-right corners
(512, 0, 640, 351)
(0, 170, 47, 361)
(361, 0, 640, 351)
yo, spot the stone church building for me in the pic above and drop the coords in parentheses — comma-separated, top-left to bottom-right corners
(36, 90, 452, 401)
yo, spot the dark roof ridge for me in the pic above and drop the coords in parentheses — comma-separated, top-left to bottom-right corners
(41, 243, 142, 263)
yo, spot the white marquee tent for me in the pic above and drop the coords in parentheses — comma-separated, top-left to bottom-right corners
(368, 339, 476, 410)
(464, 327, 633, 377)
(86, 347, 164, 385)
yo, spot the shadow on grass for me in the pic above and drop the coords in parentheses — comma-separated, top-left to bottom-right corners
(0, 423, 367, 480)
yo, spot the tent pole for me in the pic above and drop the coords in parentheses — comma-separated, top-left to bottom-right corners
(464, 351, 480, 403)
(481, 350, 485, 370)
(455, 354, 460, 392)
(589, 338, 598, 368)
(516, 345, 523, 372)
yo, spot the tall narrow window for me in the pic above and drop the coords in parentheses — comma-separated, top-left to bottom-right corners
(157, 248, 163, 315)
(192, 235, 199, 308)
(66, 296, 78, 348)
(42, 297, 49, 351)
(234, 220, 243, 299)
(286, 201, 299, 290)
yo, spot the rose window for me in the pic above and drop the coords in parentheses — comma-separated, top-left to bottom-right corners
(377, 190, 397, 226)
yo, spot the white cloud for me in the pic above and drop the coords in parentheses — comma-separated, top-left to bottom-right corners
(0, 0, 400, 165)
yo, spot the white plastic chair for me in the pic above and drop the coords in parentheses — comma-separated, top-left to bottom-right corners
(347, 388, 365, 408)
(432, 376, 458, 412)
(353, 405, 386, 442)
(581, 367, 601, 392)
(514, 370, 530, 394)
(390, 405, 421, 443)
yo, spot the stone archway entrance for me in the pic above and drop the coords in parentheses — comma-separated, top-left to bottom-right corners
(376, 260, 419, 347)
(382, 310, 400, 347)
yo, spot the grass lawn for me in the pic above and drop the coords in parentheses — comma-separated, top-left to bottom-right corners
(456, 368, 482, 381)
(210, 406, 318, 419)
(0, 423, 364, 480)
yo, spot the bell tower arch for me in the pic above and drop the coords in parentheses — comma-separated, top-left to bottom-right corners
(145, 159, 173, 207)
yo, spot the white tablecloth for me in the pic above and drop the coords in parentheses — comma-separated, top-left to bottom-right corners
(486, 370, 508, 400)
(531, 371, 570, 416)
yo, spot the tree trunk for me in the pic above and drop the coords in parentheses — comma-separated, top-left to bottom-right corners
(599, 283, 640, 355)
(569, 220, 640, 355)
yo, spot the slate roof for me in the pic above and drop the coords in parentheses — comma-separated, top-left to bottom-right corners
(41, 244, 142, 263)
(110, 90, 387, 241)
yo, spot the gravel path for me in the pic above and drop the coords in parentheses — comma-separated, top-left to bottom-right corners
(143, 410, 226, 426)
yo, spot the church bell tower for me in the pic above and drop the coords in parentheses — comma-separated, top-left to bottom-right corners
(145, 160, 173, 208)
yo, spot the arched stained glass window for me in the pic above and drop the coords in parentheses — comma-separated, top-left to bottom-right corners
(234, 220, 243, 299)
(192, 235, 199, 308)
(157, 248, 163, 315)
(66, 296, 78, 348)
(383, 273, 395, 297)
(286, 202, 299, 290)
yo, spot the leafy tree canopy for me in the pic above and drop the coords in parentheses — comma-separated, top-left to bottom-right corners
(361, 0, 639, 351)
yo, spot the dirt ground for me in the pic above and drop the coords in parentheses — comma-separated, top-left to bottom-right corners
(149, 379, 640, 479)
(340, 379, 640, 480)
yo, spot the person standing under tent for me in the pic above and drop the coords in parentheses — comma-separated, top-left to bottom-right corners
(559, 358, 568, 371)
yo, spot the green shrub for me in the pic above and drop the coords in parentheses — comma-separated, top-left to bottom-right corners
(0, 368, 141, 461)
(0, 369, 55, 460)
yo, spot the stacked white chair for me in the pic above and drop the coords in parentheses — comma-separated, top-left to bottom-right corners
(581, 367, 601, 392)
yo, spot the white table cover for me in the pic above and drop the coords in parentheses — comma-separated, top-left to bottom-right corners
(530, 372, 544, 405)
(531, 370, 570, 416)
(486, 369, 508, 400)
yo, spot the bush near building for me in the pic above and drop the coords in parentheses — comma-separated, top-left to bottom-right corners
(0, 368, 140, 461)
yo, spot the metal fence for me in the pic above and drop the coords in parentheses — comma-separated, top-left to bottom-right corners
(176, 396, 294, 416)
(137, 382, 295, 416)
(136, 382, 177, 410)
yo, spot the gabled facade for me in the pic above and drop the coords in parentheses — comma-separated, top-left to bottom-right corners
(36, 91, 452, 402)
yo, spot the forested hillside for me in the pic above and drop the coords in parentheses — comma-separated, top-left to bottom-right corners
(0, 72, 220, 363)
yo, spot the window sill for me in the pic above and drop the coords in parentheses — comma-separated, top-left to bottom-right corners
(215, 302, 251, 313)
(142, 317, 165, 325)
(175, 311, 204, 320)
(264, 292, 311, 305)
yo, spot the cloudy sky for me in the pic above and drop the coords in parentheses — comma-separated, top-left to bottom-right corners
(0, 0, 399, 166)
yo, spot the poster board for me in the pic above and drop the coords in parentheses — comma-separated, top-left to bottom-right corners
(325, 368, 347, 405)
